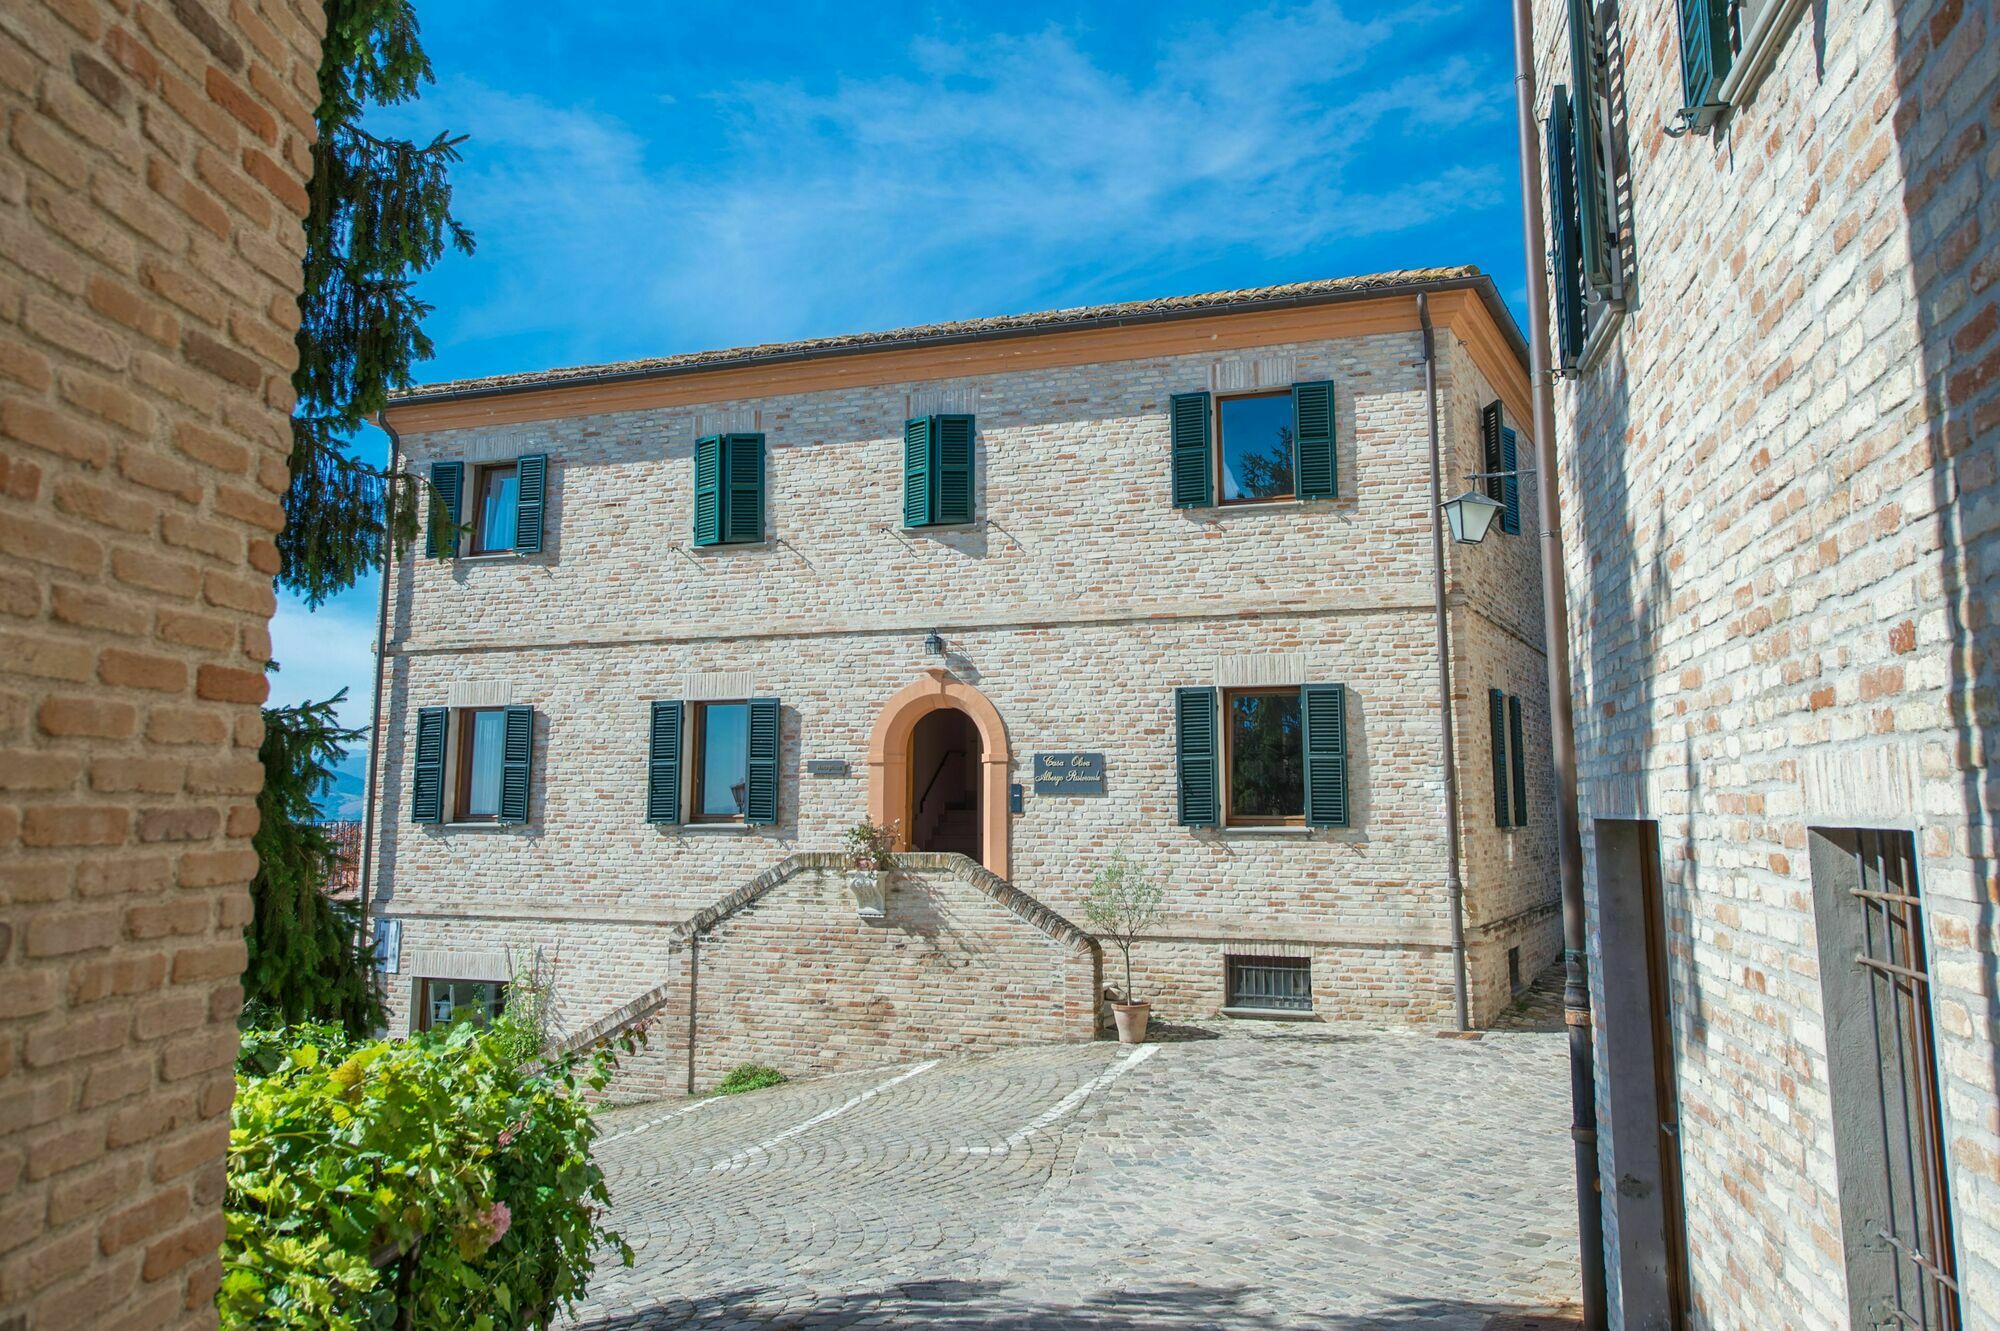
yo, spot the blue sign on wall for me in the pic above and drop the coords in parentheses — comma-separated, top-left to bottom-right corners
(1033, 752, 1105, 796)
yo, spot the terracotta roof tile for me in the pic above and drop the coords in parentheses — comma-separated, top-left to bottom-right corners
(393, 266, 1491, 403)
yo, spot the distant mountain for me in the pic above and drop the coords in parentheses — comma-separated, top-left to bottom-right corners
(315, 749, 370, 821)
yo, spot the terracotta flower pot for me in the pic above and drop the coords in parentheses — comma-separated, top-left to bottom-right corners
(1112, 1000, 1150, 1044)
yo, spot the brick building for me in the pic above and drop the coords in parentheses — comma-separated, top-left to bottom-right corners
(367, 269, 1562, 1090)
(1528, 0, 1999, 1326)
(0, 0, 323, 1326)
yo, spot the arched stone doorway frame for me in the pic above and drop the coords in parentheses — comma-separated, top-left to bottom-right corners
(867, 669, 1011, 880)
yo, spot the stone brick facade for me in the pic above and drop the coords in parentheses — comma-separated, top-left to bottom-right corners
(371, 276, 1561, 1082)
(1528, 0, 2000, 1326)
(0, 1, 322, 1326)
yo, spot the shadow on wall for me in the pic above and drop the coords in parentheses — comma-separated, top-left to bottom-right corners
(1891, 0, 2000, 1125)
(575, 1280, 1577, 1331)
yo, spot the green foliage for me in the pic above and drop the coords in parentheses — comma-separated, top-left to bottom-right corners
(841, 818, 898, 869)
(244, 691, 384, 1037)
(714, 1064, 786, 1096)
(1082, 852, 1165, 1005)
(221, 1018, 638, 1329)
(283, 0, 474, 606)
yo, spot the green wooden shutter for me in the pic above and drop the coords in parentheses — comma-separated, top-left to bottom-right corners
(903, 417, 933, 528)
(1302, 683, 1350, 828)
(933, 414, 974, 524)
(724, 433, 765, 543)
(1292, 381, 1336, 500)
(647, 700, 683, 825)
(1500, 427, 1521, 535)
(1169, 392, 1213, 508)
(1489, 689, 1511, 828)
(1567, 0, 1610, 292)
(692, 436, 723, 546)
(1175, 686, 1219, 827)
(499, 704, 533, 825)
(1481, 402, 1504, 505)
(745, 697, 779, 825)
(514, 453, 546, 554)
(1508, 695, 1529, 828)
(411, 706, 447, 823)
(1679, 0, 1732, 119)
(427, 461, 463, 559)
(1547, 91, 1585, 371)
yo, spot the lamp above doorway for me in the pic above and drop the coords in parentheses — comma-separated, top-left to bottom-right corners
(924, 630, 946, 656)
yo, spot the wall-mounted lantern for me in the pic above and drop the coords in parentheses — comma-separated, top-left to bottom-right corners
(925, 630, 946, 656)
(1442, 490, 1506, 545)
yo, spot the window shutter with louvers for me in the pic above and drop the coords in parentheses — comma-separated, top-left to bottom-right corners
(903, 417, 933, 528)
(499, 705, 533, 825)
(412, 706, 447, 823)
(1679, 0, 1733, 121)
(428, 461, 463, 560)
(1508, 695, 1529, 828)
(1547, 90, 1586, 372)
(1302, 683, 1350, 828)
(1500, 427, 1521, 535)
(1489, 689, 1511, 828)
(647, 701, 683, 825)
(933, 415, 975, 524)
(1481, 402, 1504, 505)
(1292, 381, 1336, 500)
(745, 697, 779, 825)
(514, 453, 546, 554)
(1567, 0, 1611, 292)
(1169, 392, 1213, 509)
(724, 433, 765, 543)
(692, 436, 723, 546)
(1175, 686, 1218, 827)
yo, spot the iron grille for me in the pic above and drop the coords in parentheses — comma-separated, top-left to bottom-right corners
(1836, 829, 1961, 1331)
(1227, 956, 1311, 1012)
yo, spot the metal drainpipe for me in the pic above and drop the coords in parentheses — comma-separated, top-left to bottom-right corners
(356, 423, 400, 936)
(1511, 0, 1609, 1324)
(1416, 292, 1471, 1033)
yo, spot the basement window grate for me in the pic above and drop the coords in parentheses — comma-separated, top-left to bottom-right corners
(1227, 956, 1312, 1012)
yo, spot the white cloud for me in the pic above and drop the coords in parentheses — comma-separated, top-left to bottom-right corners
(266, 583, 381, 742)
(385, 1, 1509, 370)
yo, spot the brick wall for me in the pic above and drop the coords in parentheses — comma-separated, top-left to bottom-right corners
(0, 1, 321, 1326)
(1529, 0, 2000, 1325)
(370, 308, 1563, 1055)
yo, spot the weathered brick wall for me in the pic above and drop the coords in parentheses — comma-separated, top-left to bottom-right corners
(1530, 0, 2000, 1324)
(372, 318, 1561, 1056)
(0, 1, 322, 1326)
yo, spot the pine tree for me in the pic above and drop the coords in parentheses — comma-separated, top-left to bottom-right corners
(244, 1, 470, 1032)
(282, 0, 473, 606)
(244, 693, 384, 1034)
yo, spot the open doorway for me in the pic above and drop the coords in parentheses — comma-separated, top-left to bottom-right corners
(908, 707, 981, 859)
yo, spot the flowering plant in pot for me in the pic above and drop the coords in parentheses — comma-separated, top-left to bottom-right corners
(841, 818, 898, 917)
(1083, 851, 1164, 1043)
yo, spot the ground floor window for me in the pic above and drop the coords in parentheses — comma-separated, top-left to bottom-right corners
(1226, 955, 1312, 1012)
(1225, 687, 1304, 825)
(419, 978, 507, 1032)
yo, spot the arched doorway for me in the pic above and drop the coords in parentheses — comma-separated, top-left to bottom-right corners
(867, 670, 1010, 878)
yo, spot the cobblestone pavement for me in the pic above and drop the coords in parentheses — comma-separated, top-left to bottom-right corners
(571, 1018, 1579, 1330)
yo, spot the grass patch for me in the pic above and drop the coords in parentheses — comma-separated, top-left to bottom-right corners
(714, 1063, 786, 1096)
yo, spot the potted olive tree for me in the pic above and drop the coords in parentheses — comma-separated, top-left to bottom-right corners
(842, 818, 898, 918)
(1083, 852, 1164, 1043)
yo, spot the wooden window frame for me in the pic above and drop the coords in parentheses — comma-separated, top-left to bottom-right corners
(1213, 390, 1297, 507)
(453, 706, 506, 822)
(417, 977, 507, 1032)
(1222, 685, 1306, 827)
(688, 700, 749, 825)
(468, 462, 519, 555)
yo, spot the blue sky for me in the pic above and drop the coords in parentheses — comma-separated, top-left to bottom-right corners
(271, 0, 1528, 808)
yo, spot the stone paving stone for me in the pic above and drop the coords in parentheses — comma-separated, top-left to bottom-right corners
(570, 1021, 1579, 1329)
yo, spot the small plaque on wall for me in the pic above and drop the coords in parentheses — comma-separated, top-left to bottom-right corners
(1033, 752, 1105, 796)
(807, 759, 850, 778)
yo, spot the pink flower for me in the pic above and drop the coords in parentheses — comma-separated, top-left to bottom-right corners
(496, 1128, 515, 1147)
(482, 1201, 511, 1245)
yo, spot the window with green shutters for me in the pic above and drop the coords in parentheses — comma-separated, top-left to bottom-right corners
(1175, 687, 1219, 826)
(427, 455, 548, 558)
(412, 706, 447, 822)
(1177, 683, 1350, 830)
(903, 415, 974, 527)
(1171, 383, 1338, 508)
(1499, 427, 1521, 535)
(1678, 0, 1733, 123)
(646, 696, 779, 826)
(412, 704, 534, 825)
(1489, 689, 1529, 828)
(1301, 683, 1349, 828)
(1547, 89, 1587, 373)
(646, 701, 682, 825)
(693, 433, 766, 546)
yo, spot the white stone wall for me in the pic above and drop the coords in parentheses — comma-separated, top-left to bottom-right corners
(1530, 0, 2000, 1325)
(373, 321, 1559, 1042)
